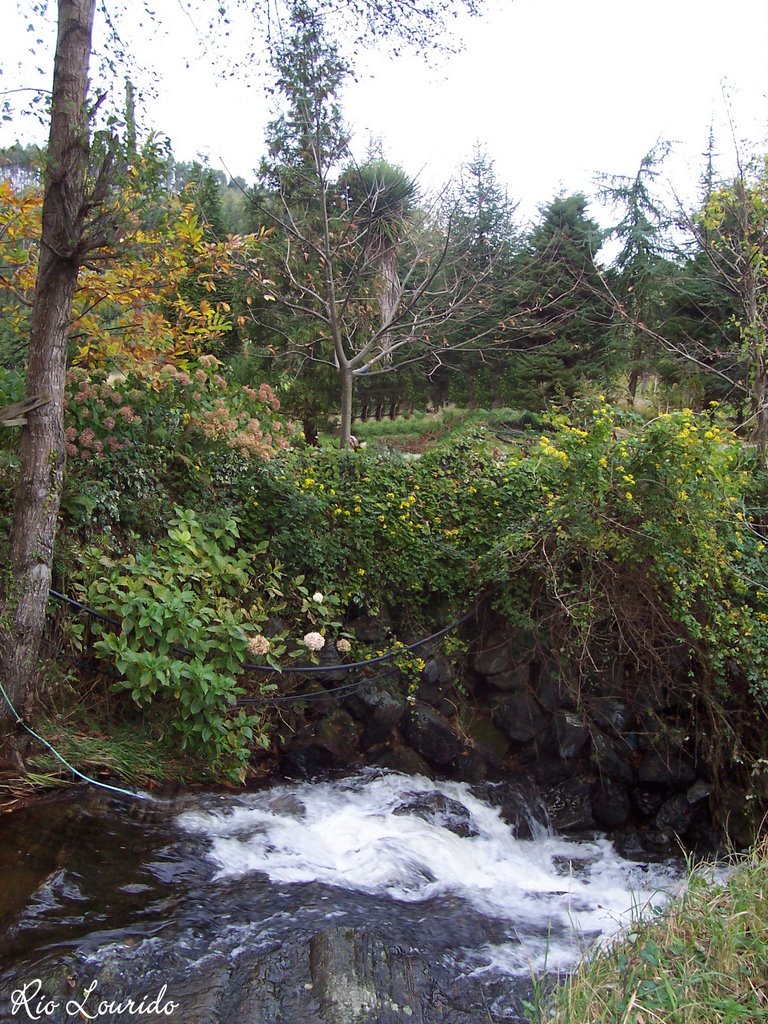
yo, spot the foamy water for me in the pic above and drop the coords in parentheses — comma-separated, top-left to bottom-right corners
(178, 769, 681, 974)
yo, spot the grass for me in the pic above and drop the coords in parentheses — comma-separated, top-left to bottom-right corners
(334, 406, 547, 454)
(0, 703, 215, 808)
(27, 716, 194, 785)
(528, 841, 768, 1023)
(351, 406, 477, 443)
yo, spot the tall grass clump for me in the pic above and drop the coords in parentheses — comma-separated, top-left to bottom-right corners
(530, 841, 768, 1023)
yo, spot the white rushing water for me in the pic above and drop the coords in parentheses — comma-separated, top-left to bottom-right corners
(178, 770, 682, 974)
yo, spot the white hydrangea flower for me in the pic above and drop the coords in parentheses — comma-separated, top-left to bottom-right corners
(312, 591, 324, 603)
(336, 638, 352, 654)
(303, 631, 325, 652)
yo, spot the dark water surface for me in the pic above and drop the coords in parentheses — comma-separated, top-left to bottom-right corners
(0, 771, 681, 1023)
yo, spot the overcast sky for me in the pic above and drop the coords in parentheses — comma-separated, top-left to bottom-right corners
(3, 0, 767, 226)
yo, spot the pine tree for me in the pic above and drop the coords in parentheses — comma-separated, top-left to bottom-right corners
(598, 143, 674, 403)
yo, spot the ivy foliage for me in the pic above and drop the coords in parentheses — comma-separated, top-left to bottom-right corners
(37, 397, 768, 780)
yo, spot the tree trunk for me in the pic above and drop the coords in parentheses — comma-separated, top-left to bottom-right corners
(338, 365, 354, 449)
(0, 0, 96, 769)
(750, 350, 768, 469)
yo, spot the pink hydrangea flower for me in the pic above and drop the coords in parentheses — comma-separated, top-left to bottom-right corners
(247, 635, 271, 657)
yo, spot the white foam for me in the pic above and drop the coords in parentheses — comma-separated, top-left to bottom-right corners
(177, 770, 680, 973)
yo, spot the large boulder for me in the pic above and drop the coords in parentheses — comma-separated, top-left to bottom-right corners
(492, 691, 547, 743)
(471, 779, 549, 839)
(401, 706, 465, 766)
(637, 748, 696, 787)
(554, 710, 590, 761)
(591, 779, 631, 829)
(392, 791, 479, 838)
(590, 729, 636, 783)
(545, 778, 596, 833)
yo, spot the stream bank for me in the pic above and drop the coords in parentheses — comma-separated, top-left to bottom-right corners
(268, 609, 745, 858)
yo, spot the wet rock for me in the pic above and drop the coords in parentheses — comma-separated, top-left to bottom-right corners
(554, 710, 590, 761)
(640, 829, 682, 855)
(591, 780, 631, 829)
(545, 779, 596, 833)
(268, 794, 306, 818)
(310, 929, 404, 1023)
(590, 730, 635, 783)
(493, 691, 546, 743)
(471, 780, 549, 839)
(372, 744, 434, 778)
(392, 792, 479, 838)
(656, 793, 696, 838)
(612, 829, 675, 862)
(280, 745, 335, 778)
(637, 749, 696, 787)
(401, 706, 465, 767)
(612, 829, 649, 861)
(449, 748, 489, 784)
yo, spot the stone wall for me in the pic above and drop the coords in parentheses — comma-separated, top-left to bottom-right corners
(268, 613, 746, 854)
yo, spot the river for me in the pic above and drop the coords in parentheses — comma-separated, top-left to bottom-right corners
(0, 769, 682, 1023)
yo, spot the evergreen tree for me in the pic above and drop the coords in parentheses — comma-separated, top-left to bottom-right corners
(427, 146, 518, 408)
(508, 193, 612, 407)
(598, 143, 675, 403)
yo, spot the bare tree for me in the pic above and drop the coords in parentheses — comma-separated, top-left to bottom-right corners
(252, 2, 495, 446)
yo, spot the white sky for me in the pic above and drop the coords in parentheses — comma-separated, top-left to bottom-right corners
(2, 0, 767, 226)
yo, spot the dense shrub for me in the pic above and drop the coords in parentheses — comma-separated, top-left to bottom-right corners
(10, 384, 767, 783)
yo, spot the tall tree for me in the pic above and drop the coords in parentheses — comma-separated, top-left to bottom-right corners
(253, 1, 484, 446)
(0, 0, 104, 767)
(690, 155, 768, 456)
(598, 142, 674, 403)
(430, 145, 518, 407)
(510, 193, 611, 406)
